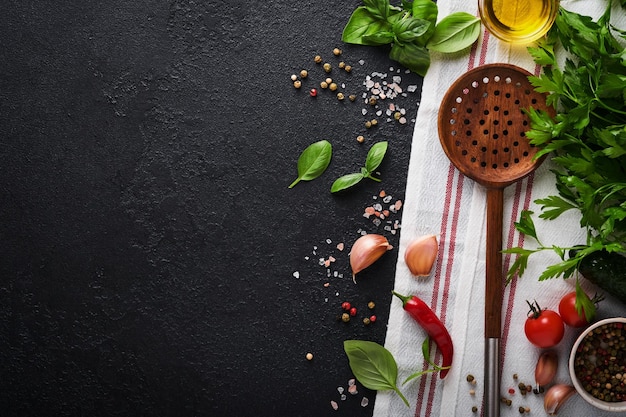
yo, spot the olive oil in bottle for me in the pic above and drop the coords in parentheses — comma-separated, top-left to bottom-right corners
(478, 0, 558, 44)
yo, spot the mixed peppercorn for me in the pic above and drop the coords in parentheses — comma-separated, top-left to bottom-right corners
(573, 321, 626, 402)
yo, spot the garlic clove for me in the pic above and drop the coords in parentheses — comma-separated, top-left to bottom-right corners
(349, 234, 392, 281)
(535, 350, 558, 387)
(544, 384, 576, 415)
(404, 235, 438, 276)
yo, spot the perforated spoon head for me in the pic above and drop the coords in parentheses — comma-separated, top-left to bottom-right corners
(438, 64, 555, 189)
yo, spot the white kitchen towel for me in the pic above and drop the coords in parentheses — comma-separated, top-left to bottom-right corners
(374, 1, 626, 416)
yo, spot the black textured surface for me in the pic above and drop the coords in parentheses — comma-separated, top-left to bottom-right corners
(0, 1, 423, 416)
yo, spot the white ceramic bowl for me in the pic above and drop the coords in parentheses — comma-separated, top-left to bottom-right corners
(569, 317, 626, 412)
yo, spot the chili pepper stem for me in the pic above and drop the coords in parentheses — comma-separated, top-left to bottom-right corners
(392, 290, 410, 305)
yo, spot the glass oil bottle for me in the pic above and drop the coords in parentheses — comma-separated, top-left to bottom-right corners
(478, 0, 558, 43)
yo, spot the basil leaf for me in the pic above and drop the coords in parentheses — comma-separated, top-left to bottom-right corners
(330, 172, 364, 193)
(392, 16, 431, 45)
(412, 0, 438, 25)
(342, 7, 392, 45)
(362, 31, 395, 46)
(426, 12, 480, 53)
(365, 141, 388, 173)
(343, 340, 409, 407)
(389, 42, 430, 76)
(363, 0, 390, 21)
(289, 140, 332, 188)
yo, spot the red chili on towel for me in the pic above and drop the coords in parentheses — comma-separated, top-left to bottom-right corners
(392, 291, 454, 379)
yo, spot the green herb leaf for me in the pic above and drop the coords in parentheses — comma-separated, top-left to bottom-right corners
(575, 278, 597, 323)
(331, 172, 364, 193)
(426, 12, 480, 53)
(362, 0, 391, 21)
(342, 7, 392, 45)
(365, 141, 388, 173)
(389, 42, 431, 76)
(343, 340, 410, 407)
(289, 140, 332, 188)
(412, 0, 438, 24)
(513, 210, 539, 241)
(392, 15, 431, 45)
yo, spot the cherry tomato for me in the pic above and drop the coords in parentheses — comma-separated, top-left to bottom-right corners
(524, 301, 565, 348)
(558, 291, 589, 327)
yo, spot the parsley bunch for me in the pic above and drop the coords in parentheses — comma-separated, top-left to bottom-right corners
(506, 3, 626, 282)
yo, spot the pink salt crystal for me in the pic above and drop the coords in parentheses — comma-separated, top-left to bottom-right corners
(328, 256, 336, 263)
(348, 384, 358, 395)
(394, 200, 403, 210)
(331, 400, 339, 410)
(336, 242, 344, 251)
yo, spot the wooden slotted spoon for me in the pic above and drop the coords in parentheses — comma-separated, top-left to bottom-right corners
(437, 64, 554, 417)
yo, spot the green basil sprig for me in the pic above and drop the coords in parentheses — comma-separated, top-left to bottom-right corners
(342, 0, 480, 76)
(289, 140, 332, 188)
(331, 141, 388, 193)
(344, 338, 448, 407)
(343, 340, 410, 407)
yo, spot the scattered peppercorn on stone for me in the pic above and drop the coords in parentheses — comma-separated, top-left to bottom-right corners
(356, 135, 365, 143)
(337, 92, 345, 101)
(323, 63, 331, 72)
(314, 55, 322, 64)
(333, 47, 342, 56)
(293, 80, 302, 89)
(306, 352, 314, 361)
(300, 69, 308, 78)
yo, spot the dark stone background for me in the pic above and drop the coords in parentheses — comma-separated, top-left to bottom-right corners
(0, 1, 423, 416)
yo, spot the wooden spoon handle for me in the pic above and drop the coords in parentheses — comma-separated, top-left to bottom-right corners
(485, 187, 503, 338)
(485, 187, 504, 417)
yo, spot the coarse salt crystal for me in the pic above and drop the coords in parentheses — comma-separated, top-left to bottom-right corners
(383, 195, 392, 203)
(341, 394, 347, 401)
(293, 271, 300, 279)
(361, 397, 369, 407)
(326, 238, 332, 244)
(393, 75, 402, 83)
(362, 108, 368, 115)
(348, 379, 356, 386)
(337, 387, 344, 394)
(407, 85, 418, 92)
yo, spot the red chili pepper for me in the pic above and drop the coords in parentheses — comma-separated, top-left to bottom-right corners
(392, 291, 454, 379)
